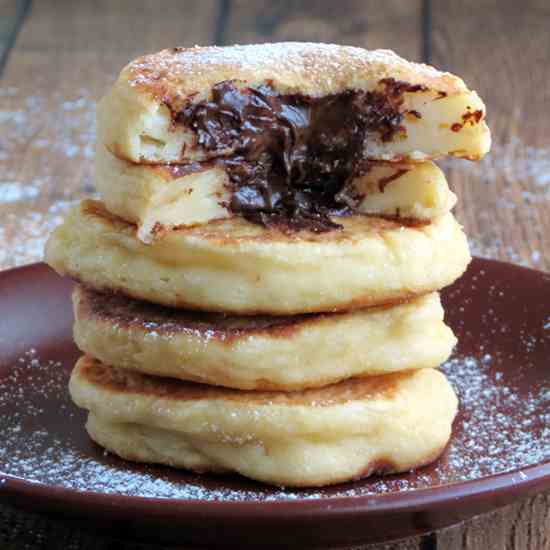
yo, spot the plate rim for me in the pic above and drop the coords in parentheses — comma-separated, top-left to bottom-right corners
(1, 461, 550, 517)
(1, 259, 549, 524)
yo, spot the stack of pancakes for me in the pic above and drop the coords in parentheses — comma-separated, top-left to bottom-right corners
(45, 43, 490, 487)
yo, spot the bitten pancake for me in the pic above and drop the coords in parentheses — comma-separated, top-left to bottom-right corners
(99, 43, 490, 164)
(97, 146, 456, 243)
(45, 200, 471, 315)
(96, 146, 231, 242)
(356, 161, 456, 220)
(70, 356, 458, 487)
(73, 287, 456, 390)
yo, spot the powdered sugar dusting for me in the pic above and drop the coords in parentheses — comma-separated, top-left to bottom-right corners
(444, 137, 550, 190)
(0, 90, 96, 161)
(442, 137, 550, 270)
(442, 355, 549, 478)
(1, 345, 547, 501)
(0, 87, 97, 269)
(0, 200, 79, 267)
(0, 181, 40, 203)
(127, 43, 463, 101)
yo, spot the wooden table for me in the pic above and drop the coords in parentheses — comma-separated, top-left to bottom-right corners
(0, 1, 548, 548)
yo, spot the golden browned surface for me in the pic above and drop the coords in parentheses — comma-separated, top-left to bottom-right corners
(70, 357, 457, 487)
(74, 284, 416, 341)
(123, 43, 467, 109)
(77, 355, 404, 406)
(73, 286, 455, 390)
(74, 284, 331, 340)
(46, 200, 470, 314)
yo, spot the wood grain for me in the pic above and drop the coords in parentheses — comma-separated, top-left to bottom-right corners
(0, 0, 549, 548)
(2, 495, 549, 549)
(0, 0, 31, 60)
(223, 0, 423, 61)
(432, 0, 550, 272)
(437, 493, 550, 550)
(429, 4, 550, 546)
(0, 0, 218, 269)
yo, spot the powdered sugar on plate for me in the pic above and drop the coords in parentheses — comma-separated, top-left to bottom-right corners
(0, 346, 547, 502)
(0, 87, 97, 270)
(1, 260, 549, 502)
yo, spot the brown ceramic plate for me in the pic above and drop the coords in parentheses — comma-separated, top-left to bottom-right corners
(0, 259, 549, 549)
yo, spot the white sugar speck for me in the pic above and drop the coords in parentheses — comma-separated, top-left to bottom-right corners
(0, 87, 97, 269)
(0, 181, 40, 203)
(531, 250, 541, 264)
(0, 348, 547, 502)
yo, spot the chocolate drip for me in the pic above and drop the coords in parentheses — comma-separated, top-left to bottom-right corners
(176, 79, 425, 232)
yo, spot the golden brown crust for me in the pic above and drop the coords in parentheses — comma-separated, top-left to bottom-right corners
(124, 43, 467, 110)
(74, 284, 412, 343)
(77, 355, 403, 406)
(46, 199, 470, 315)
(98, 43, 489, 165)
(80, 198, 422, 244)
(73, 284, 455, 391)
(72, 275, 421, 316)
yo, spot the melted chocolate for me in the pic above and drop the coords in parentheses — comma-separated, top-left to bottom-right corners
(176, 79, 426, 232)
(165, 161, 212, 178)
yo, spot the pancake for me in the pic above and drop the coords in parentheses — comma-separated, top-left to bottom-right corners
(70, 356, 458, 487)
(356, 161, 457, 221)
(96, 145, 231, 242)
(96, 146, 456, 243)
(45, 200, 471, 315)
(99, 43, 490, 166)
(73, 286, 456, 390)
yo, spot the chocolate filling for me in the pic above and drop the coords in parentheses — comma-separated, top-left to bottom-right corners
(175, 78, 426, 232)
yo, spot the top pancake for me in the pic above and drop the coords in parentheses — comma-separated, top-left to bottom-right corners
(98, 43, 491, 164)
(127, 43, 466, 106)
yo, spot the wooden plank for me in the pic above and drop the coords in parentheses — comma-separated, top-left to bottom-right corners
(3, 495, 550, 550)
(432, 0, 550, 272)
(0, 0, 27, 71)
(1, 0, 217, 88)
(437, 493, 550, 550)
(0, 0, 18, 65)
(0, 0, 424, 270)
(223, 0, 423, 61)
(0, 0, 218, 269)
(1, 2, 549, 546)
(431, 4, 550, 546)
